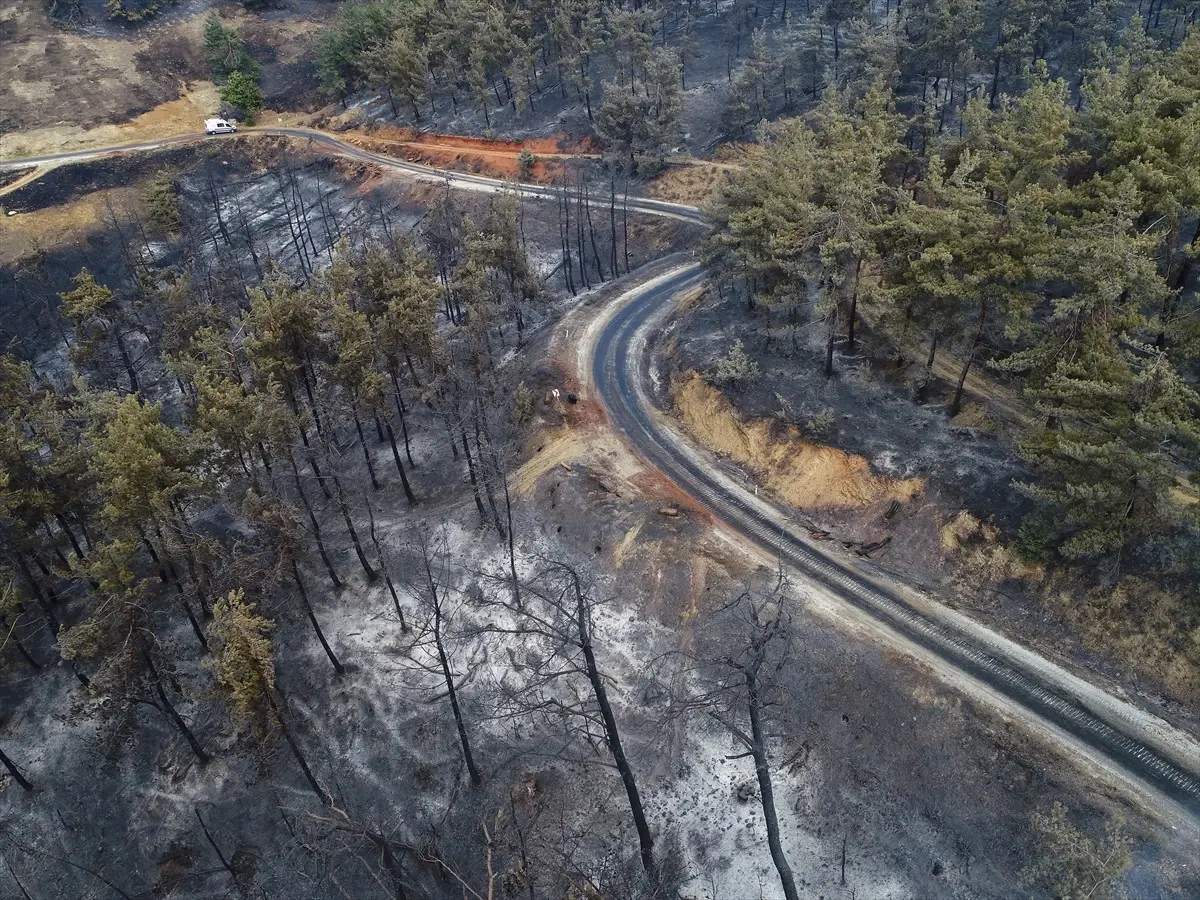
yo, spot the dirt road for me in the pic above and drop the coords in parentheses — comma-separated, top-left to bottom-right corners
(0, 127, 714, 219)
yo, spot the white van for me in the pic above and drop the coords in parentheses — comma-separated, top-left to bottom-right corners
(204, 118, 237, 135)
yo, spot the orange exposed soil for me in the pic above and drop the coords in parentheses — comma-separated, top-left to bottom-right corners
(340, 126, 599, 183)
(673, 373, 925, 510)
(364, 125, 598, 157)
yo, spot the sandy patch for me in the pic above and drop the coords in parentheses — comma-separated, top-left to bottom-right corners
(513, 429, 587, 496)
(512, 426, 645, 498)
(673, 372, 924, 510)
(613, 517, 646, 568)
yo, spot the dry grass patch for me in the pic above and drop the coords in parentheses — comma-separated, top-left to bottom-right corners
(942, 509, 1043, 584)
(648, 163, 731, 205)
(0, 187, 136, 264)
(950, 401, 1001, 433)
(1054, 578, 1200, 708)
(673, 372, 924, 510)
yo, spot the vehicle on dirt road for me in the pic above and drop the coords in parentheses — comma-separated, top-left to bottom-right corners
(204, 118, 237, 135)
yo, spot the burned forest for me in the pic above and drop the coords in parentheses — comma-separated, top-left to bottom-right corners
(3, 0, 1200, 898)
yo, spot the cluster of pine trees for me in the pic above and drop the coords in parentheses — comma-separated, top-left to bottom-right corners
(705, 26, 1199, 568)
(0, 186, 545, 753)
(317, 0, 685, 159)
(204, 16, 265, 123)
(711, 0, 1198, 138)
(314, 0, 1197, 155)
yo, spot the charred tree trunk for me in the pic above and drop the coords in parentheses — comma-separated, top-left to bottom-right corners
(384, 420, 418, 506)
(559, 182, 576, 296)
(746, 666, 799, 900)
(503, 471, 520, 609)
(268, 694, 331, 806)
(145, 651, 210, 763)
(460, 427, 489, 523)
(824, 304, 838, 379)
(574, 578, 656, 879)
(420, 549, 482, 787)
(917, 330, 939, 403)
(291, 560, 345, 675)
(353, 408, 381, 491)
(1, 612, 40, 670)
(289, 451, 343, 590)
(474, 416, 506, 538)
(610, 174, 620, 277)
(366, 497, 407, 631)
(330, 472, 378, 581)
(575, 176, 591, 290)
(390, 370, 416, 466)
(845, 259, 862, 352)
(194, 808, 237, 877)
(114, 329, 141, 397)
(0, 744, 33, 792)
(622, 174, 631, 274)
(584, 180, 606, 281)
(950, 297, 987, 418)
(54, 512, 87, 563)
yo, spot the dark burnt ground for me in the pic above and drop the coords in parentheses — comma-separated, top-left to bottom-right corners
(1, 145, 208, 213)
(0, 168, 36, 191)
(659, 285, 1027, 540)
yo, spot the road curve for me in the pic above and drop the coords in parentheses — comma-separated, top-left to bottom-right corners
(8, 122, 1200, 818)
(0, 127, 708, 225)
(592, 264, 1200, 816)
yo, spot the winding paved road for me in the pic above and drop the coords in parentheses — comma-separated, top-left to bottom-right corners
(593, 265, 1200, 817)
(5, 128, 1200, 819)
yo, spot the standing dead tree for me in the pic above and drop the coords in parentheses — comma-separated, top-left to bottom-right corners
(686, 573, 803, 900)
(401, 527, 483, 788)
(480, 558, 665, 887)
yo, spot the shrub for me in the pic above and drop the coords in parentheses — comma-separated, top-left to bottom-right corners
(142, 172, 182, 235)
(712, 340, 761, 387)
(517, 148, 537, 182)
(1022, 802, 1131, 900)
(220, 71, 264, 124)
